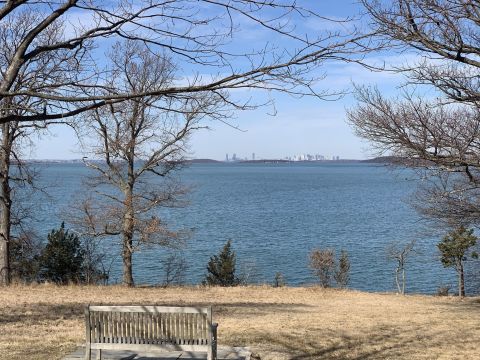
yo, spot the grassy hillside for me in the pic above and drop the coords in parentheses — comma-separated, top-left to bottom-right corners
(0, 285, 479, 359)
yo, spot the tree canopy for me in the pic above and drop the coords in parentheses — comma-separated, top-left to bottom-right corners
(0, 1, 366, 124)
(349, 0, 480, 226)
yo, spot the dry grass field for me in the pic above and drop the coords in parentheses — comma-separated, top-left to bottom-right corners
(0, 285, 479, 360)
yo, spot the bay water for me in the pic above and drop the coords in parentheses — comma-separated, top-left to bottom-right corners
(29, 162, 477, 294)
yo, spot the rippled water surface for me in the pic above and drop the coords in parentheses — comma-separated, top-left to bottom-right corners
(30, 162, 477, 294)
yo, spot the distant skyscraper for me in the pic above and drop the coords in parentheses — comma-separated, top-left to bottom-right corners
(232, 153, 237, 161)
(252, 153, 255, 160)
(226, 153, 229, 162)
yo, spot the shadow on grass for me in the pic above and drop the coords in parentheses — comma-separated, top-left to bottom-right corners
(0, 303, 81, 324)
(0, 300, 312, 325)
(242, 326, 454, 360)
(447, 297, 480, 312)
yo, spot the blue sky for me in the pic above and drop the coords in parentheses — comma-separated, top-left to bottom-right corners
(32, 1, 410, 160)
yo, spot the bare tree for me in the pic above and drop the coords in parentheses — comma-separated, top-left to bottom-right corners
(386, 239, 415, 294)
(73, 41, 219, 286)
(9, 230, 42, 283)
(81, 234, 109, 285)
(273, 272, 286, 287)
(161, 251, 188, 288)
(349, 1, 480, 227)
(309, 248, 336, 288)
(0, 9, 68, 285)
(360, 0, 480, 104)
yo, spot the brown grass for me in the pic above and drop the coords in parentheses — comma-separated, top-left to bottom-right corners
(0, 284, 479, 359)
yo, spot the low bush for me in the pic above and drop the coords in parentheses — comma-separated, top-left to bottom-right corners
(309, 248, 351, 288)
(437, 285, 451, 297)
(273, 272, 286, 287)
(11, 223, 107, 285)
(309, 248, 336, 287)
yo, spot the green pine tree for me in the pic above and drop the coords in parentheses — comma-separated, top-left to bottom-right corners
(203, 240, 240, 286)
(438, 226, 478, 297)
(39, 223, 85, 284)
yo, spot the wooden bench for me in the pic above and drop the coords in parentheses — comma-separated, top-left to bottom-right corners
(84, 305, 218, 360)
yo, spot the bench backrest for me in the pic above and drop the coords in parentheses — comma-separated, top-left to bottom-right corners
(85, 305, 213, 347)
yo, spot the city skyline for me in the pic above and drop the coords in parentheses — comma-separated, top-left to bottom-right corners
(223, 152, 343, 162)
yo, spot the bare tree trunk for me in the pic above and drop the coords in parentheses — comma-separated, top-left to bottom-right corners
(122, 238, 134, 287)
(0, 122, 11, 286)
(122, 186, 135, 287)
(458, 262, 465, 297)
(122, 137, 136, 287)
(401, 268, 406, 295)
(395, 268, 401, 294)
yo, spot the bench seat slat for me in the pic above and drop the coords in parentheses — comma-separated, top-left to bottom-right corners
(90, 343, 211, 352)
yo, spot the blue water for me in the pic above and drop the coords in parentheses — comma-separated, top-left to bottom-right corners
(27, 162, 477, 294)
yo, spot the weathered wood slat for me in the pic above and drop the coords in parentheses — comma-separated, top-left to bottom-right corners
(198, 314, 201, 344)
(207, 307, 212, 360)
(196, 313, 200, 345)
(145, 313, 149, 344)
(146, 313, 150, 344)
(178, 314, 181, 344)
(157, 314, 161, 344)
(121, 313, 128, 344)
(124, 312, 129, 344)
(190, 313, 193, 344)
(134, 312, 139, 344)
(203, 313, 207, 345)
(139, 313, 143, 344)
(174, 313, 177, 344)
(99, 312, 104, 343)
(163, 314, 166, 344)
(179, 313, 182, 345)
(104, 312, 109, 343)
(148, 313, 152, 344)
(96, 313, 100, 344)
(89, 305, 208, 314)
(153, 314, 156, 344)
(167, 313, 171, 344)
(158, 314, 162, 343)
(89, 343, 212, 352)
(186, 313, 190, 344)
(114, 313, 118, 343)
(180, 313, 184, 345)
(84, 305, 216, 360)
(193, 313, 197, 344)
(153, 314, 157, 343)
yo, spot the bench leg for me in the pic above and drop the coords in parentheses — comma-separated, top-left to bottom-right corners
(84, 344, 91, 360)
(209, 339, 217, 360)
(211, 322, 218, 360)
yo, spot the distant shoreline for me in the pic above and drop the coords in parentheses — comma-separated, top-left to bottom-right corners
(23, 156, 397, 164)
